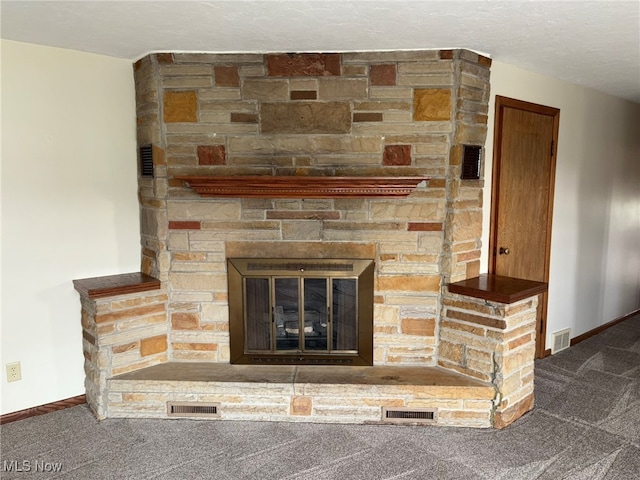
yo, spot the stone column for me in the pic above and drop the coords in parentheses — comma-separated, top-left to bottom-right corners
(134, 54, 171, 282)
(441, 50, 491, 284)
(76, 282, 168, 419)
(440, 289, 538, 428)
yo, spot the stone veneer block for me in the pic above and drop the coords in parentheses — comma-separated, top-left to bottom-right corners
(494, 392, 533, 428)
(214, 66, 240, 87)
(439, 50, 454, 60)
(266, 211, 341, 220)
(160, 65, 213, 77)
(173, 342, 217, 351)
(197, 145, 226, 165)
(413, 89, 451, 121)
(291, 396, 313, 416)
(353, 112, 383, 123)
(95, 303, 166, 324)
(477, 55, 493, 67)
(260, 102, 351, 134)
(407, 222, 443, 231)
(168, 221, 201, 230)
(466, 261, 481, 279)
(242, 79, 289, 101)
(455, 123, 488, 145)
(370, 201, 441, 221)
(383, 145, 412, 165)
(370, 64, 397, 86)
(156, 53, 174, 64)
(449, 209, 482, 242)
(318, 78, 368, 100)
(140, 335, 168, 356)
(171, 312, 200, 330)
(377, 275, 440, 292)
(401, 318, 436, 336)
(267, 53, 341, 77)
(230, 113, 258, 123)
(163, 91, 197, 123)
(290, 90, 318, 100)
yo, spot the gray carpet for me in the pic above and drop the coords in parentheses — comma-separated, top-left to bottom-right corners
(2, 314, 639, 479)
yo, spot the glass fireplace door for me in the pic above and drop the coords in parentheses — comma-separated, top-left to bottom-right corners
(274, 277, 300, 351)
(229, 258, 373, 365)
(245, 277, 270, 351)
(332, 278, 357, 351)
(243, 276, 357, 355)
(303, 278, 329, 351)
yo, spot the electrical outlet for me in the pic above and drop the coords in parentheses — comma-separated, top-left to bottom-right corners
(6, 362, 22, 382)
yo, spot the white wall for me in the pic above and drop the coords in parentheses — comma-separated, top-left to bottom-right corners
(483, 61, 640, 347)
(1, 40, 140, 414)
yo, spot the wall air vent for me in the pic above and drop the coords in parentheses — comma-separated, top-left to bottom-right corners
(140, 144, 154, 177)
(382, 407, 437, 425)
(461, 145, 482, 180)
(167, 402, 220, 418)
(551, 328, 571, 354)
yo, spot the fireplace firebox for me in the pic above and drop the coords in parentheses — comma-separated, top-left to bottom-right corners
(227, 258, 374, 365)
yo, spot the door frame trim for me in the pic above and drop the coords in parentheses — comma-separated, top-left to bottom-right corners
(489, 95, 560, 358)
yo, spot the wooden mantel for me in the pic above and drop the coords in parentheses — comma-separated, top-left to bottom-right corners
(447, 274, 548, 304)
(73, 272, 161, 299)
(173, 175, 429, 198)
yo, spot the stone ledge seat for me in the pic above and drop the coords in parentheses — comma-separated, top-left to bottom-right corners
(108, 363, 496, 427)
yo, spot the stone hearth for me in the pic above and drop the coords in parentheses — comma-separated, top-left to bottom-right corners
(74, 271, 544, 428)
(109, 364, 495, 426)
(74, 49, 544, 428)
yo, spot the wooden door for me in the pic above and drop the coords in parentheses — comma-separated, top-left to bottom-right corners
(489, 96, 560, 358)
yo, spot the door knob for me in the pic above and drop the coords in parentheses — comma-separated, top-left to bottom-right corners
(499, 247, 510, 255)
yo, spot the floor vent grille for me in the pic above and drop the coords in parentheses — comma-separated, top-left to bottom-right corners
(551, 328, 571, 354)
(167, 402, 220, 418)
(382, 407, 437, 424)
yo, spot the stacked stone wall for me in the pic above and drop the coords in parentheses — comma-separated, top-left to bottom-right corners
(133, 50, 491, 366)
(440, 289, 538, 428)
(79, 290, 168, 418)
(108, 375, 495, 427)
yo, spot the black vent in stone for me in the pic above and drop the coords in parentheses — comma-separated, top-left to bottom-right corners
(140, 145, 154, 177)
(382, 407, 438, 424)
(385, 409, 434, 420)
(461, 145, 482, 180)
(167, 402, 220, 418)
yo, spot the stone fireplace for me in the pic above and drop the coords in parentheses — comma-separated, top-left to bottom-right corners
(133, 49, 490, 366)
(73, 49, 545, 428)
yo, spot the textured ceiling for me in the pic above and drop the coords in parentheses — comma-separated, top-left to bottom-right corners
(2, 1, 639, 103)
